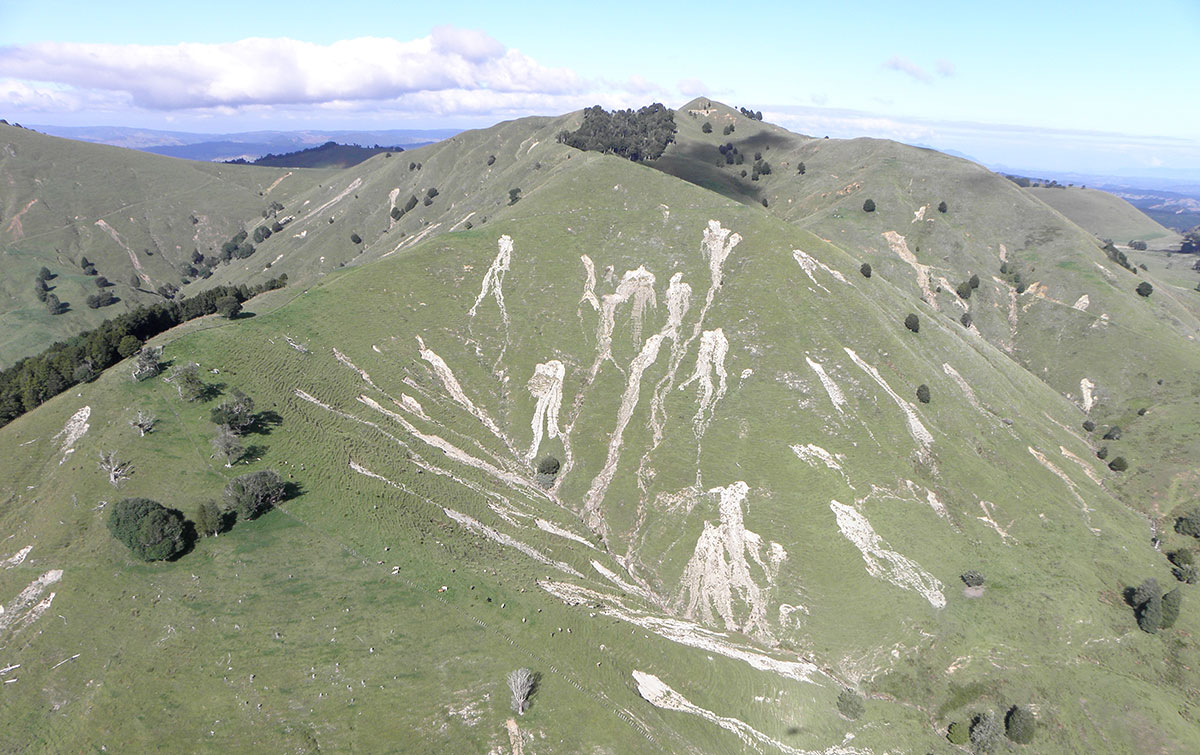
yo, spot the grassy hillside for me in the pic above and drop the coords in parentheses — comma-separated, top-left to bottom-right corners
(3, 139, 1199, 752)
(1027, 185, 1181, 247)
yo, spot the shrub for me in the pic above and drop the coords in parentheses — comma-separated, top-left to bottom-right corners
(836, 689, 864, 720)
(1005, 705, 1036, 744)
(1175, 510, 1200, 538)
(390, 206, 403, 220)
(1082, 420, 1095, 432)
(1136, 281, 1153, 297)
(223, 469, 285, 521)
(537, 456, 561, 476)
(969, 273, 980, 289)
(761, 198, 768, 208)
(107, 498, 188, 561)
(1102, 426, 1122, 440)
(1108, 456, 1128, 472)
(956, 282, 972, 299)
(701, 121, 712, 133)
(862, 198, 876, 212)
(1096, 446, 1108, 460)
(350, 232, 362, 244)
(860, 263, 872, 278)
(1134, 578, 1162, 633)
(938, 200, 948, 213)
(195, 500, 224, 537)
(970, 710, 1002, 753)
(722, 124, 734, 135)
(1173, 564, 1198, 584)
(947, 721, 969, 745)
(1162, 587, 1182, 628)
(961, 570, 985, 588)
(487, 154, 496, 166)
(904, 313, 920, 333)
(37, 266, 53, 280)
(916, 384, 930, 404)
(797, 161, 806, 175)
(961, 312, 972, 327)
(1169, 549, 1195, 567)
(216, 295, 242, 319)
(509, 188, 522, 205)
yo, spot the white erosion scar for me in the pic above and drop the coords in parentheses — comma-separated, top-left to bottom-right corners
(579, 254, 600, 312)
(792, 249, 848, 292)
(805, 358, 846, 413)
(0, 569, 63, 636)
(678, 482, 787, 639)
(679, 328, 729, 439)
(589, 267, 657, 377)
(54, 406, 91, 463)
(830, 501, 945, 608)
(844, 348, 933, 448)
(525, 360, 564, 460)
(883, 231, 937, 308)
(415, 336, 507, 443)
(468, 234, 513, 331)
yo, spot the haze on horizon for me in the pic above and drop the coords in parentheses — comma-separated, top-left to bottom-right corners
(1, 0, 1197, 180)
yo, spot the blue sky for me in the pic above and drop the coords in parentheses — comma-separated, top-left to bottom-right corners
(1, 0, 1197, 178)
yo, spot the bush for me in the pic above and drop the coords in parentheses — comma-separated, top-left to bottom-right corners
(1175, 510, 1200, 538)
(797, 161, 806, 175)
(702, 121, 712, 133)
(1005, 705, 1036, 744)
(1108, 456, 1128, 472)
(535, 455, 560, 489)
(904, 313, 919, 333)
(37, 266, 53, 280)
(862, 198, 876, 212)
(860, 263, 871, 278)
(956, 282, 972, 299)
(1173, 564, 1198, 584)
(961, 312, 972, 327)
(947, 721, 969, 745)
(223, 469, 285, 521)
(836, 689, 864, 720)
(1082, 420, 1095, 432)
(1102, 426, 1122, 440)
(1169, 549, 1195, 567)
(216, 295, 242, 319)
(916, 384, 930, 404)
(350, 232, 362, 244)
(970, 711, 1002, 753)
(1096, 446, 1108, 460)
(969, 273, 980, 289)
(961, 570, 985, 588)
(1134, 578, 1162, 633)
(722, 124, 734, 135)
(107, 498, 188, 561)
(486, 154, 496, 166)
(509, 188, 522, 205)
(1136, 281, 1153, 297)
(1162, 587, 1182, 628)
(937, 200, 948, 213)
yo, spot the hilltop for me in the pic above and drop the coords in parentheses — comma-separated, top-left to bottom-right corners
(1, 101, 1199, 752)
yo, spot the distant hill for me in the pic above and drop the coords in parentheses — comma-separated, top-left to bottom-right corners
(224, 141, 404, 169)
(1026, 185, 1181, 245)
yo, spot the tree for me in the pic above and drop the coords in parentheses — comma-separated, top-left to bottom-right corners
(1108, 456, 1128, 472)
(961, 570, 985, 587)
(1175, 510, 1200, 538)
(350, 232, 363, 244)
(961, 313, 973, 327)
(211, 388, 255, 433)
(107, 498, 188, 561)
(947, 721, 969, 745)
(860, 263, 871, 278)
(1136, 281, 1153, 297)
(969, 273, 980, 289)
(797, 161, 806, 175)
(129, 409, 156, 437)
(904, 313, 920, 333)
(836, 689, 864, 720)
(509, 188, 522, 205)
(132, 345, 162, 382)
(938, 200, 948, 213)
(701, 121, 712, 133)
(37, 266, 53, 281)
(95, 276, 111, 288)
(1082, 420, 1095, 432)
(118, 335, 142, 358)
(486, 154, 496, 166)
(1005, 705, 1036, 744)
(507, 668, 537, 715)
(212, 425, 244, 467)
(970, 710, 1002, 754)
(1161, 587, 1182, 629)
(536, 455, 560, 489)
(166, 363, 204, 402)
(195, 500, 224, 537)
(916, 384, 931, 404)
(223, 469, 285, 521)
(556, 103, 677, 162)
(722, 123, 734, 135)
(98, 450, 133, 487)
(1134, 578, 1162, 633)
(45, 293, 67, 315)
(862, 198, 876, 212)
(1103, 425, 1122, 440)
(216, 295, 242, 319)
(956, 282, 973, 299)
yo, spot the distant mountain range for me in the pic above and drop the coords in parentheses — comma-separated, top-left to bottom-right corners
(29, 124, 461, 162)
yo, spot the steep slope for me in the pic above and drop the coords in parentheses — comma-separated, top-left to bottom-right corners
(0, 123, 324, 367)
(1027, 185, 1181, 246)
(658, 99, 1200, 520)
(2, 145, 1196, 752)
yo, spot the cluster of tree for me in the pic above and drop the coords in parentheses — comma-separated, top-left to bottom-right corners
(391, 193, 420, 221)
(0, 277, 286, 426)
(1181, 230, 1198, 255)
(210, 388, 258, 466)
(998, 261, 1029, 294)
(955, 273, 981, 300)
(1100, 240, 1136, 272)
(836, 689, 864, 720)
(423, 187, 439, 207)
(717, 142, 744, 166)
(1128, 240, 1148, 251)
(701, 122, 712, 133)
(557, 104, 677, 162)
(722, 123, 735, 136)
(409, 161, 423, 171)
(750, 158, 771, 181)
(738, 106, 764, 121)
(947, 705, 1035, 749)
(220, 229, 256, 262)
(1130, 578, 1182, 633)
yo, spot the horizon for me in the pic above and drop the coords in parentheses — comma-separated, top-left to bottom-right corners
(1, 1, 1197, 181)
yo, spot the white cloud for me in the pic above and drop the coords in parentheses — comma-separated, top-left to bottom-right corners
(935, 59, 955, 77)
(676, 78, 708, 96)
(0, 29, 591, 112)
(883, 55, 932, 83)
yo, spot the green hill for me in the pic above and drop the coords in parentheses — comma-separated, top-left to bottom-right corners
(1027, 185, 1181, 247)
(2, 104, 1199, 752)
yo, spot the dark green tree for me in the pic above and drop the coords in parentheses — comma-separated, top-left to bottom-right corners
(117, 335, 142, 359)
(961, 570, 985, 587)
(904, 313, 920, 333)
(938, 200, 948, 213)
(223, 469, 286, 521)
(486, 154, 496, 166)
(956, 282, 972, 299)
(1108, 456, 1128, 472)
(969, 273, 980, 289)
(210, 388, 255, 434)
(1161, 587, 1182, 628)
(862, 198, 876, 212)
(509, 188, 522, 205)
(107, 498, 188, 561)
(797, 161, 806, 175)
(701, 122, 713, 133)
(836, 689, 864, 720)
(195, 500, 224, 537)
(961, 312, 973, 327)
(38, 266, 53, 281)
(1004, 705, 1036, 744)
(860, 263, 872, 278)
(350, 232, 363, 244)
(1134, 578, 1162, 633)
(916, 384, 931, 403)
(1175, 510, 1200, 538)
(1136, 281, 1153, 297)
(215, 295, 242, 319)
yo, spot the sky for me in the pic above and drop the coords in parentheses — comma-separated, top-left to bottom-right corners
(1, 0, 1197, 179)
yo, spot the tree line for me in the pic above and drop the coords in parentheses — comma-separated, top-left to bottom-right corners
(557, 104, 677, 162)
(0, 276, 287, 426)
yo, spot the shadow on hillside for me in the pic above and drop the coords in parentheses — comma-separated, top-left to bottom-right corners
(169, 520, 200, 561)
(246, 410, 282, 435)
(199, 381, 225, 402)
(655, 142, 763, 206)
